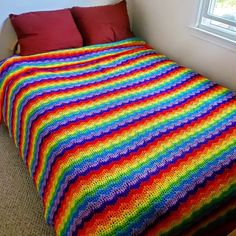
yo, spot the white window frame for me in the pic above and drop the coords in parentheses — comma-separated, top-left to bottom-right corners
(197, 0, 236, 43)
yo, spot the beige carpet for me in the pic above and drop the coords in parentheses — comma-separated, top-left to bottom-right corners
(0, 124, 55, 236)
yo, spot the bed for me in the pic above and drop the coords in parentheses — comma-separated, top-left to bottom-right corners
(0, 37, 236, 236)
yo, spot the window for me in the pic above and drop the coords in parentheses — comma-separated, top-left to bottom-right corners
(197, 0, 236, 42)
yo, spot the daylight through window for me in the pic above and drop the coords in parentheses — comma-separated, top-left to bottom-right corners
(197, 0, 236, 42)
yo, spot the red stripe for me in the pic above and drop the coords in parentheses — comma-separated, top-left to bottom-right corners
(44, 118, 235, 210)
(19, 61, 180, 163)
(69, 145, 236, 235)
(32, 86, 231, 186)
(146, 163, 236, 236)
(8, 48, 160, 128)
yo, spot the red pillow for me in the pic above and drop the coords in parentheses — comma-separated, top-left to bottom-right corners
(10, 9, 83, 56)
(71, 1, 133, 46)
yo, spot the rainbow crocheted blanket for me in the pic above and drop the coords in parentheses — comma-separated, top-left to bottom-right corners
(0, 38, 235, 236)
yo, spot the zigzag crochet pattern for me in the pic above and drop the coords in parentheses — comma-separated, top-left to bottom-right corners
(0, 38, 236, 236)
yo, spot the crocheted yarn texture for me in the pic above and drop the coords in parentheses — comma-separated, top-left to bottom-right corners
(0, 38, 235, 236)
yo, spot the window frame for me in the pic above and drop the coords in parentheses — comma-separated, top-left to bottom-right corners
(197, 0, 236, 42)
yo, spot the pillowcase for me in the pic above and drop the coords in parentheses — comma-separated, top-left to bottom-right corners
(10, 9, 83, 56)
(71, 1, 133, 46)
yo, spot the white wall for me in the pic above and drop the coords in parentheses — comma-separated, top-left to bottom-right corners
(128, 0, 236, 90)
(0, 0, 119, 60)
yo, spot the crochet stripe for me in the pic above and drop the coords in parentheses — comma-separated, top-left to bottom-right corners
(0, 38, 235, 236)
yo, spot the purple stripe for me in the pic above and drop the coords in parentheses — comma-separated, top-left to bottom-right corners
(48, 98, 235, 226)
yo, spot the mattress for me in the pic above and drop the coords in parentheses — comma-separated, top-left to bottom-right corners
(0, 38, 235, 236)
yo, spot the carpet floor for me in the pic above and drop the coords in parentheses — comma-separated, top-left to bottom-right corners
(0, 124, 55, 236)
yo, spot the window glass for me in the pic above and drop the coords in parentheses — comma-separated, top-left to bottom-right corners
(197, 0, 236, 41)
(211, 0, 236, 23)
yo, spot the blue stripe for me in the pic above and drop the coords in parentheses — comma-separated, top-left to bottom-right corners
(47, 104, 235, 226)
(38, 81, 217, 196)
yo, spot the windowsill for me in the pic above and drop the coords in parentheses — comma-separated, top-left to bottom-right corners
(189, 26, 236, 52)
